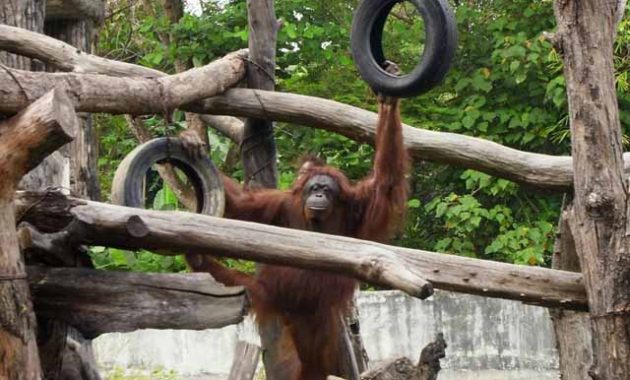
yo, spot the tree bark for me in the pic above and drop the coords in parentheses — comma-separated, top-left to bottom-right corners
(0, 24, 163, 77)
(0, 88, 77, 380)
(0, 0, 44, 71)
(45, 0, 104, 23)
(240, 2, 286, 378)
(37, 321, 101, 380)
(44, 19, 100, 201)
(329, 333, 447, 380)
(552, 0, 630, 378)
(35, 19, 103, 380)
(27, 266, 246, 338)
(241, 0, 279, 189)
(15, 191, 588, 310)
(550, 203, 593, 379)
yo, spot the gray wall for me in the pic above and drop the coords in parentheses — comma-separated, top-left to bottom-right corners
(94, 290, 560, 379)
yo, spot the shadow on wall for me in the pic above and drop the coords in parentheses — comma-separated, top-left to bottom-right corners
(93, 290, 559, 380)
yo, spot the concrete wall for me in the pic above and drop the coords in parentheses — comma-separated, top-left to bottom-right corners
(93, 290, 560, 379)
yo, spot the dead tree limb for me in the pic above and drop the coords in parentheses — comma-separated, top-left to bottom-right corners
(27, 266, 246, 338)
(15, 191, 587, 309)
(329, 333, 447, 380)
(0, 87, 77, 380)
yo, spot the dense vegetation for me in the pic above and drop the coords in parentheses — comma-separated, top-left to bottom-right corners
(93, 0, 630, 272)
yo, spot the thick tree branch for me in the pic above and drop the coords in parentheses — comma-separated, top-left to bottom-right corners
(16, 191, 587, 310)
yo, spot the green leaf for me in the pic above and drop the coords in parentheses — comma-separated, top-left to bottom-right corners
(407, 199, 421, 208)
(436, 202, 448, 218)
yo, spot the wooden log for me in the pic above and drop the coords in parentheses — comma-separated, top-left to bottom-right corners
(0, 24, 244, 142)
(0, 49, 247, 117)
(0, 88, 76, 195)
(240, 0, 279, 188)
(551, 0, 630, 377)
(44, 19, 103, 201)
(1, 65, 625, 191)
(240, 1, 286, 378)
(15, 191, 587, 310)
(36, 20, 103, 380)
(201, 89, 580, 191)
(27, 266, 247, 338)
(0, 88, 77, 379)
(0, 24, 162, 77)
(227, 341, 261, 380)
(18, 221, 92, 267)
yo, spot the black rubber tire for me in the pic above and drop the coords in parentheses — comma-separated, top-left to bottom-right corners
(111, 137, 225, 217)
(351, 0, 458, 97)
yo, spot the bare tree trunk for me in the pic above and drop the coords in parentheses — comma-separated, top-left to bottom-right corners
(35, 18, 103, 380)
(0, 0, 44, 71)
(241, 0, 279, 189)
(44, 19, 100, 201)
(0, 87, 77, 380)
(1, 4, 58, 378)
(550, 203, 592, 379)
(551, 0, 630, 378)
(0, 0, 65, 194)
(240, 1, 284, 378)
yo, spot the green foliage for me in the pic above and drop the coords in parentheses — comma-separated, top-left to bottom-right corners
(95, 0, 630, 270)
(89, 246, 188, 272)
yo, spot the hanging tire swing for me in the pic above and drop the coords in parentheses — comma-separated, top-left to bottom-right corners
(351, 0, 458, 97)
(111, 137, 225, 218)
